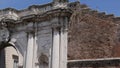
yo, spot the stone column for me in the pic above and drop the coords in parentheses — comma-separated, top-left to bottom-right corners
(25, 32, 35, 68)
(33, 35, 39, 68)
(59, 17, 68, 68)
(51, 27, 60, 68)
(59, 28, 68, 68)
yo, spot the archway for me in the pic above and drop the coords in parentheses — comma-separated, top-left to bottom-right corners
(0, 41, 23, 68)
(0, 41, 16, 51)
(0, 41, 18, 68)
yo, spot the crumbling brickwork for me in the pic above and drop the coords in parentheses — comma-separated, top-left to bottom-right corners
(68, 9, 118, 60)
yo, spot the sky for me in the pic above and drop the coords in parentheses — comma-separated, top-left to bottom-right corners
(0, 0, 120, 17)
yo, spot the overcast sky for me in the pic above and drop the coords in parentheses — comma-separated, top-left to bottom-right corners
(0, 0, 120, 16)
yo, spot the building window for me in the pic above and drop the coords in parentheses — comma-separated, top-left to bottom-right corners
(12, 55, 18, 68)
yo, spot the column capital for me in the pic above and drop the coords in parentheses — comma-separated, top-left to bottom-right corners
(52, 25, 60, 68)
(51, 23, 61, 31)
(26, 30, 35, 35)
(62, 28, 68, 32)
(25, 31, 35, 68)
(51, 24, 68, 32)
(60, 24, 68, 32)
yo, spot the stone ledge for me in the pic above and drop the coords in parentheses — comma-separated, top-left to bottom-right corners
(68, 58, 120, 67)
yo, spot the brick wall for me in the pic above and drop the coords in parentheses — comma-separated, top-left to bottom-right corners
(68, 10, 119, 60)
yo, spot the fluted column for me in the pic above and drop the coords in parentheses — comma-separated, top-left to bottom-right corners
(59, 17, 68, 68)
(59, 28, 68, 68)
(33, 35, 39, 68)
(51, 17, 68, 68)
(51, 27, 60, 68)
(25, 32, 35, 68)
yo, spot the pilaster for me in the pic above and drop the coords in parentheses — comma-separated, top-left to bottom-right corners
(59, 17, 68, 68)
(33, 34, 39, 68)
(51, 27, 60, 68)
(51, 17, 68, 68)
(25, 31, 35, 68)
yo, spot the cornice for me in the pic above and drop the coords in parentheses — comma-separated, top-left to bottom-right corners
(0, 1, 120, 24)
(0, 2, 74, 22)
(0, 2, 53, 13)
(17, 8, 72, 23)
(0, 8, 72, 30)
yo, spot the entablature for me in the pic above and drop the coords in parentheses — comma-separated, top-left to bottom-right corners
(0, 1, 75, 21)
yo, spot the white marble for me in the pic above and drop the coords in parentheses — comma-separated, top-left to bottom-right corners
(25, 33, 34, 68)
(60, 29, 68, 68)
(33, 35, 39, 68)
(52, 28, 60, 68)
(59, 17, 68, 68)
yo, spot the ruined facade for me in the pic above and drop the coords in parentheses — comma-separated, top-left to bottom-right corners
(0, 0, 120, 68)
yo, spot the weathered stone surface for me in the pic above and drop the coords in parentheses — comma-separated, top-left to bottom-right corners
(1, 0, 120, 68)
(68, 10, 117, 60)
(67, 58, 120, 68)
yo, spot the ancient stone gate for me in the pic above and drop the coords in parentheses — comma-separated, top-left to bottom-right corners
(0, 0, 71, 68)
(1, 0, 120, 68)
